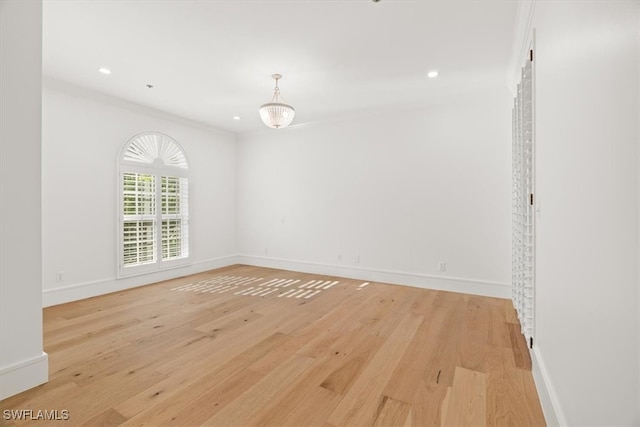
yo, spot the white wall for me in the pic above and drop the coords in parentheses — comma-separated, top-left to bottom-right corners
(237, 88, 513, 297)
(41, 80, 238, 306)
(0, 0, 49, 400)
(531, 1, 640, 425)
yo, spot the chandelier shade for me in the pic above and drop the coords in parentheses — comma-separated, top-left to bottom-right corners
(259, 102, 295, 129)
(259, 74, 295, 129)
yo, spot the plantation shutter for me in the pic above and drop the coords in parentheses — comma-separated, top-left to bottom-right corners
(118, 132, 190, 277)
(122, 173, 157, 266)
(161, 176, 189, 260)
(512, 48, 535, 346)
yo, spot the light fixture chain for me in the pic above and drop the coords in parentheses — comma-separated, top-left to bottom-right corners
(272, 76, 281, 103)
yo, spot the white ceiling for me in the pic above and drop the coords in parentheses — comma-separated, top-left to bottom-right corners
(43, 0, 518, 134)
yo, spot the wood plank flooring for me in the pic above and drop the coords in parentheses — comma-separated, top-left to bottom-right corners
(0, 265, 545, 426)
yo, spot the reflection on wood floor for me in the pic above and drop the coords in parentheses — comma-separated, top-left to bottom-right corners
(0, 264, 545, 426)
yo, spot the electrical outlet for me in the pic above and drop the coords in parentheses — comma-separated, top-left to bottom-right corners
(55, 271, 64, 282)
(264, 247, 269, 255)
(355, 255, 360, 264)
(338, 254, 342, 262)
(438, 262, 446, 272)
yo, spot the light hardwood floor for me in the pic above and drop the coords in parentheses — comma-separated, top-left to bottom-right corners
(0, 265, 545, 426)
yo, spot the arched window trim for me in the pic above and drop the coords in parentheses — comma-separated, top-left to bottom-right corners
(117, 131, 190, 278)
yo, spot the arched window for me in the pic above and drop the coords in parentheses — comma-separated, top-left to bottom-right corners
(118, 132, 189, 277)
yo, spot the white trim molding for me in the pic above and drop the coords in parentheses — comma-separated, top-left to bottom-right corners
(42, 256, 238, 307)
(236, 255, 511, 299)
(42, 77, 235, 139)
(43, 254, 512, 307)
(0, 352, 48, 401)
(531, 346, 567, 426)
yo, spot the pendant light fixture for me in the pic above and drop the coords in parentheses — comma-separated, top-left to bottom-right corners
(259, 74, 295, 129)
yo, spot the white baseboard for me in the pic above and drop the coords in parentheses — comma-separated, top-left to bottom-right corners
(531, 345, 566, 426)
(42, 256, 239, 307)
(43, 254, 511, 306)
(236, 255, 511, 299)
(0, 352, 48, 400)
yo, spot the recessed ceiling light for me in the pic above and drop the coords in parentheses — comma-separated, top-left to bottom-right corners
(427, 70, 439, 78)
(233, 116, 240, 120)
(98, 67, 111, 75)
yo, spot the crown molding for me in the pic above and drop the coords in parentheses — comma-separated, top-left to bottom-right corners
(42, 76, 236, 140)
